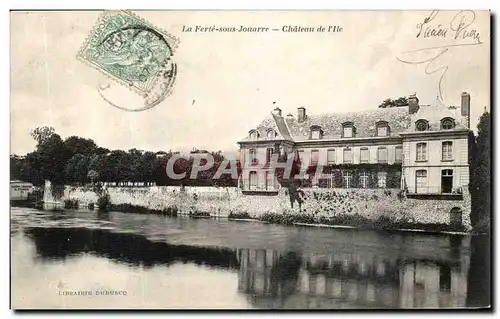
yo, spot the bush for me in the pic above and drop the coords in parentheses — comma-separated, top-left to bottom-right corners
(189, 210, 210, 218)
(64, 198, 79, 209)
(88, 202, 95, 210)
(108, 203, 178, 217)
(228, 211, 252, 219)
(97, 193, 111, 212)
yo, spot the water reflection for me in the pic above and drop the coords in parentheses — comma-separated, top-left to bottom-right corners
(24, 227, 239, 270)
(236, 246, 469, 309)
(17, 224, 488, 309)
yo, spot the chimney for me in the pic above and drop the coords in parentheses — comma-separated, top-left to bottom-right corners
(286, 113, 294, 121)
(461, 92, 471, 128)
(297, 107, 306, 123)
(408, 94, 419, 114)
(272, 107, 282, 117)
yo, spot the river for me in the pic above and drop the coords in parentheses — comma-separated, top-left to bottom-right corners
(10, 207, 490, 309)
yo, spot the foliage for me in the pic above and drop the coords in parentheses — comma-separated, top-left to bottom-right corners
(258, 211, 466, 232)
(11, 128, 239, 187)
(64, 198, 80, 209)
(109, 203, 178, 216)
(30, 126, 55, 146)
(97, 193, 111, 212)
(228, 211, 252, 219)
(378, 97, 409, 108)
(87, 169, 99, 184)
(469, 110, 491, 227)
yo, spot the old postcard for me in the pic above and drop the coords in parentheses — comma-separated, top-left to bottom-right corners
(10, 10, 491, 310)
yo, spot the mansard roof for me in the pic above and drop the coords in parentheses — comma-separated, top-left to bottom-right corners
(238, 97, 470, 144)
(239, 113, 293, 142)
(407, 104, 469, 132)
(285, 107, 411, 141)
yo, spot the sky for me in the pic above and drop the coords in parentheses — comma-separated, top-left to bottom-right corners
(10, 10, 490, 156)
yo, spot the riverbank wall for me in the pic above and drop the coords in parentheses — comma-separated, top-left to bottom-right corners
(63, 186, 472, 231)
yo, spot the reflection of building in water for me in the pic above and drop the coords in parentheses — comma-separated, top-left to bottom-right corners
(237, 246, 469, 309)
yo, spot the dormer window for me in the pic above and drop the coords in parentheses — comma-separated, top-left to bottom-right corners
(415, 119, 429, 132)
(342, 122, 355, 138)
(266, 129, 276, 139)
(376, 121, 390, 137)
(310, 125, 323, 140)
(441, 118, 455, 130)
(249, 130, 259, 139)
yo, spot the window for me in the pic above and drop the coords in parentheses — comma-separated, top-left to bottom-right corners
(310, 150, 319, 165)
(442, 141, 453, 161)
(249, 130, 259, 139)
(342, 122, 355, 138)
(266, 130, 275, 139)
(343, 148, 353, 164)
(310, 125, 323, 140)
(324, 173, 335, 188)
(377, 171, 387, 188)
(441, 169, 453, 193)
(327, 149, 336, 165)
(441, 118, 455, 130)
(416, 170, 427, 193)
(376, 121, 389, 137)
(266, 148, 274, 163)
(266, 171, 275, 190)
(377, 126, 387, 137)
(360, 147, 369, 163)
(416, 143, 427, 161)
(343, 171, 353, 188)
(249, 148, 258, 164)
(415, 119, 429, 131)
(249, 171, 258, 190)
(377, 147, 388, 163)
(395, 146, 403, 164)
(359, 171, 369, 188)
(343, 127, 353, 138)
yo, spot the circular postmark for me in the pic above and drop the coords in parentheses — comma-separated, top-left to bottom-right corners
(78, 11, 180, 112)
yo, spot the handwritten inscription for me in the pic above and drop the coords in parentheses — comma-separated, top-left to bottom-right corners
(416, 10, 482, 44)
(398, 10, 484, 100)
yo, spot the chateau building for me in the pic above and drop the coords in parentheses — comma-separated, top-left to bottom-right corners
(237, 93, 472, 196)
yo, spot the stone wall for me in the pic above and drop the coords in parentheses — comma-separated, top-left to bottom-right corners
(64, 186, 471, 230)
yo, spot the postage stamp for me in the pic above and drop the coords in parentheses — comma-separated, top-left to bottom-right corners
(77, 10, 180, 97)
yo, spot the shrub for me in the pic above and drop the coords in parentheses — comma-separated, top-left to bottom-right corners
(190, 210, 210, 218)
(228, 211, 252, 219)
(64, 198, 79, 209)
(88, 202, 95, 210)
(97, 193, 111, 212)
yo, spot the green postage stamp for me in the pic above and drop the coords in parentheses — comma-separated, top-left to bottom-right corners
(78, 10, 179, 96)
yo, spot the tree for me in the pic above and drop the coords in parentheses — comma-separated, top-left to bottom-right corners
(470, 110, 491, 228)
(378, 97, 409, 108)
(30, 126, 55, 146)
(64, 136, 98, 157)
(87, 170, 99, 184)
(36, 133, 71, 184)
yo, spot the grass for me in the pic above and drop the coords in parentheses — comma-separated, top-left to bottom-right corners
(258, 211, 467, 233)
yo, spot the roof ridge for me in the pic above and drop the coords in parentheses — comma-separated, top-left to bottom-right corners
(306, 106, 408, 118)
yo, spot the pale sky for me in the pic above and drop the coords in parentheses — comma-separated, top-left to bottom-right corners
(10, 10, 490, 155)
